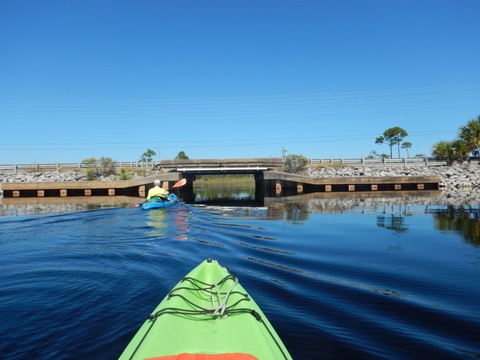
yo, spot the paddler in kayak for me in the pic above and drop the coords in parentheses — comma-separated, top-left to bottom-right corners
(146, 180, 170, 202)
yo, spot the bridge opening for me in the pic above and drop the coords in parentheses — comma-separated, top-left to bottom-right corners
(184, 174, 261, 206)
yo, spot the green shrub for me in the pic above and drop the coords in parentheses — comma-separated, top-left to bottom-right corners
(86, 168, 96, 181)
(98, 157, 115, 176)
(284, 154, 309, 173)
(119, 168, 129, 180)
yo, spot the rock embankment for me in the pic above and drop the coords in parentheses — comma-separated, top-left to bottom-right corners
(1, 164, 480, 203)
(1, 165, 479, 189)
(305, 164, 480, 204)
(306, 164, 480, 190)
(0, 170, 145, 198)
(1, 165, 480, 216)
(0, 171, 145, 184)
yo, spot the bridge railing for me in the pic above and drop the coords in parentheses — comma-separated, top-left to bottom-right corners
(0, 162, 150, 174)
(0, 157, 450, 174)
(157, 158, 284, 169)
(0, 158, 285, 174)
(310, 157, 447, 167)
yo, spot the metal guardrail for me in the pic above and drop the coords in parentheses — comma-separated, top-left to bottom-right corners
(0, 158, 285, 174)
(0, 162, 149, 173)
(0, 157, 448, 174)
(310, 157, 447, 167)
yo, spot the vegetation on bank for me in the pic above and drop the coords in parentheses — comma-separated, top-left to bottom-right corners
(360, 117, 480, 166)
(80, 151, 190, 181)
(283, 154, 309, 173)
(431, 115, 480, 164)
(81, 157, 117, 181)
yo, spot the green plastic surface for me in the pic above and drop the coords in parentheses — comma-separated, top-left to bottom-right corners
(119, 259, 292, 360)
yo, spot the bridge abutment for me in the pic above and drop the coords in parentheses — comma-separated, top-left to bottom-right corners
(2, 166, 441, 199)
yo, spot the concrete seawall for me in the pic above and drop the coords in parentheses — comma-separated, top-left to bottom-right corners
(1, 164, 480, 217)
(305, 164, 480, 204)
(0, 171, 181, 199)
(306, 164, 480, 189)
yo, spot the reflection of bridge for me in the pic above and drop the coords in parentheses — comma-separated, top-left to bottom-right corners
(1, 157, 441, 199)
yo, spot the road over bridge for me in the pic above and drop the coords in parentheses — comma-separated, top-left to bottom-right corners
(153, 158, 284, 173)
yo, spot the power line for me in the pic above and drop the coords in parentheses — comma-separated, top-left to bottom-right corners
(0, 130, 456, 151)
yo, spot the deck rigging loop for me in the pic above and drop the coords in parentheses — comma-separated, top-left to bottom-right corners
(212, 276, 239, 318)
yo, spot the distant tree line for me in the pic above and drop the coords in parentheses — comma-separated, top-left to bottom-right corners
(372, 126, 420, 159)
(79, 116, 480, 179)
(80, 150, 191, 180)
(375, 126, 409, 158)
(139, 149, 190, 162)
(368, 117, 480, 164)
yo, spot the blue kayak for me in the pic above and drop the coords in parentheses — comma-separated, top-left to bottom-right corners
(141, 194, 178, 210)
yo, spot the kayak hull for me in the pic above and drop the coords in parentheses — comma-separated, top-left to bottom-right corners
(119, 259, 292, 360)
(141, 194, 178, 210)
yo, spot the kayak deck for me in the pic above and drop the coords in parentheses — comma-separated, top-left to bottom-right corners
(119, 259, 291, 360)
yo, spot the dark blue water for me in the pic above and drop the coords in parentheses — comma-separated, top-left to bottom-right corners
(1, 201, 479, 359)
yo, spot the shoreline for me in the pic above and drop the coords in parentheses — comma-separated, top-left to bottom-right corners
(2, 163, 478, 187)
(306, 163, 479, 188)
(1, 165, 480, 216)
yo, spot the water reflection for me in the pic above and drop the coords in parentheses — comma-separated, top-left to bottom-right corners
(173, 206, 190, 241)
(0, 196, 143, 217)
(145, 205, 191, 241)
(192, 184, 480, 245)
(3, 183, 480, 246)
(193, 182, 256, 205)
(432, 206, 480, 247)
(146, 208, 167, 237)
(376, 214, 409, 233)
(282, 203, 311, 223)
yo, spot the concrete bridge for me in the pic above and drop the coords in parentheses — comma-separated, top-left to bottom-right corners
(1, 157, 441, 200)
(153, 158, 283, 172)
(1, 158, 283, 198)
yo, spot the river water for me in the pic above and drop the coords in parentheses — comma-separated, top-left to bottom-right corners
(0, 184, 479, 359)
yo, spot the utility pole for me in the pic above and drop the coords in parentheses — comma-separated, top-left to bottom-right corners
(282, 147, 288, 164)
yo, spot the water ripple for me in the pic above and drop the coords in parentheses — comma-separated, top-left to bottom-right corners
(0, 204, 479, 359)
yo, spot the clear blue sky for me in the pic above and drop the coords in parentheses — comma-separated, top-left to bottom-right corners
(1, 0, 479, 164)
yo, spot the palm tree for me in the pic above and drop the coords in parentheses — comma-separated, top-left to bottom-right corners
(459, 115, 480, 156)
(432, 140, 468, 164)
(401, 142, 412, 157)
(453, 139, 470, 162)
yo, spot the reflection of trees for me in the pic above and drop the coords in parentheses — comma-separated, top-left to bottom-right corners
(433, 206, 480, 247)
(284, 203, 310, 223)
(376, 214, 408, 233)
